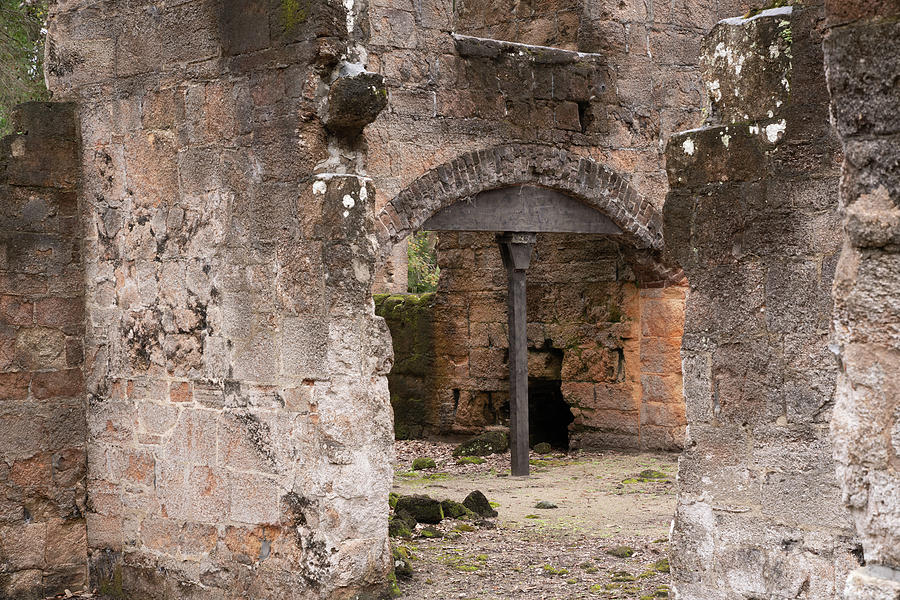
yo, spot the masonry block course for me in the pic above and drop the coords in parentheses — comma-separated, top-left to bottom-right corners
(0, 102, 88, 599)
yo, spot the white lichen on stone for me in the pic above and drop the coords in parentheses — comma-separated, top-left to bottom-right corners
(721, 133, 731, 148)
(682, 138, 696, 156)
(313, 180, 328, 195)
(769, 44, 780, 59)
(765, 120, 786, 143)
(342, 194, 356, 209)
(749, 124, 760, 135)
(343, 0, 355, 34)
(719, 6, 793, 26)
(707, 79, 722, 102)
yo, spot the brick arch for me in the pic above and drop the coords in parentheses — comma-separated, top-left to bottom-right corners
(375, 143, 684, 286)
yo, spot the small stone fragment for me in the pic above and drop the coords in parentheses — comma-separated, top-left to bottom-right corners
(533, 442, 552, 454)
(452, 430, 509, 457)
(606, 545, 634, 558)
(420, 526, 443, 538)
(463, 490, 498, 517)
(534, 500, 558, 509)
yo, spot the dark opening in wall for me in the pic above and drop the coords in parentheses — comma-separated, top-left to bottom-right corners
(528, 379, 574, 450)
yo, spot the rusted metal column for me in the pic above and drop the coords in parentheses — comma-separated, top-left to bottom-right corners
(497, 232, 536, 477)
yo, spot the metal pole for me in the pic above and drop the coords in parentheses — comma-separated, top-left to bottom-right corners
(497, 232, 536, 477)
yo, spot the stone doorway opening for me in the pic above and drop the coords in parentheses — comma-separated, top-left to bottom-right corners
(527, 378, 573, 450)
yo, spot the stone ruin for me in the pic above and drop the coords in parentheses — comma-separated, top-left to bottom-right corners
(0, 0, 897, 599)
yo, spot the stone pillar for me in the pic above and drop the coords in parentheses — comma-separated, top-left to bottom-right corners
(663, 5, 858, 598)
(44, 1, 392, 598)
(823, 2, 900, 597)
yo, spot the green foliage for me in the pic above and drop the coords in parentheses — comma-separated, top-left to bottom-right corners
(407, 231, 439, 293)
(0, 0, 49, 135)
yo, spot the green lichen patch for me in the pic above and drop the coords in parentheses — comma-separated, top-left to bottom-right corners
(638, 469, 668, 480)
(542, 564, 569, 576)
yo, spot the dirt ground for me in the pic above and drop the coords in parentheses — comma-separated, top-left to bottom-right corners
(392, 440, 678, 600)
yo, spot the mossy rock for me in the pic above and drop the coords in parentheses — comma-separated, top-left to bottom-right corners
(463, 490, 498, 518)
(388, 511, 416, 538)
(395, 494, 444, 524)
(606, 545, 634, 558)
(639, 469, 668, 480)
(420, 526, 443, 539)
(651, 558, 670, 573)
(411, 457, 436, 470)
(533, 442, 552, 454)
(456, 456, 486, 465)
(388, 492, 399, 509)
(452, 430, 509, 457)
(392, 545, 413, 579)
(441, 499, 474, 519)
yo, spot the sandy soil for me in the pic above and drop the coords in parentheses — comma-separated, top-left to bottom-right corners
(392, 441, 678, 600)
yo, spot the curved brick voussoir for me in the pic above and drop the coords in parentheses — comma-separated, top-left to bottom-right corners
(376, 144, 674, 278)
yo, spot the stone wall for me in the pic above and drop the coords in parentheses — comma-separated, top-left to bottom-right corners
(0, 103, 88, 599)
(366, 0, 758, 213)
(367, 0, 757, 294)
(374, 293, 435, 440)
(663, 5, 859, 598)
(44, 2, 394, 598)
(429, 231, 686, 451)
(823, 1, 900, 596)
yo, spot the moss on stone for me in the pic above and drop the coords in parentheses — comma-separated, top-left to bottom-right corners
(395, 494, 444, 524)
(98, 565, 125, 599)
(441, 499, 474, 519)
(411, 457, 436, 470)
(533, 442, 552, 454)
(606, 545, 634, 558)
(281, 0, 309, 32)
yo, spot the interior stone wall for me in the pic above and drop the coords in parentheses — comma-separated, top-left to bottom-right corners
(373, 293, 435, 440)
(43, 1, 394, 598)
(823, 1, 900, 596)
(429, 231, 686, 451)
(663, 5, 859, 598)
(0, 103, 88, 599)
